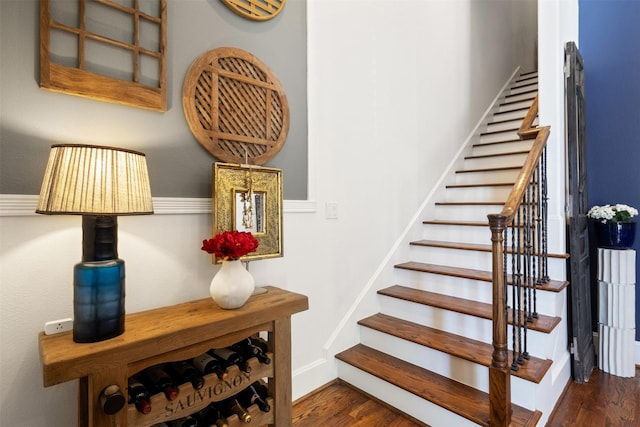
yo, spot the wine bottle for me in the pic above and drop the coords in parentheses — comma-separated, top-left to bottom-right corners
(99, 384, 125, 415)
(232, 339, 271, 365)
(127, 376, 152, 415)
(224, 397, 252, 423)
(170, 360, 204, 390)
(167, 415, 197, 427)
(238, 381, 271, 412)
(211, 347, 252, 373)
(192, 403, 230, 427)
(248, 336, 269, 353)
(144, 365, 179, 401)
(192, 352, 228, 380)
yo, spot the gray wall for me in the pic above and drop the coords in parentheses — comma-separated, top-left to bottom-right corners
(0, 0, 308, 199)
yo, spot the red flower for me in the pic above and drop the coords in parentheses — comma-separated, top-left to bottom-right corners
(202, 231, 259, 260)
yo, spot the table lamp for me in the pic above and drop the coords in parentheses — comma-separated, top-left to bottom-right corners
(36, 144, 153, 343)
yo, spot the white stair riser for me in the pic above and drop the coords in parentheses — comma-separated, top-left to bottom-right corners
(503, 92, 536, 103)
(510, 83, 538, 95)
(463, 153, 528, 170)
(359, 327, 539, 410)
(480, 130, 521, 144)
(485, 120, 524, 133)
(431, 206, 548, 227)
(378, 295, 557, 359)
(498, 99, 534, 112)
(443, 186, 512, 202)
(393, 267, 565, 316)
(484, 116, 538, 132)
(421, 223, 491, 243)
(512, 76, 538, 88)
(454, 169, 521, 185)
(406, 246, 566, 288)
(337, 363, 479, 427)
(492, 109, 528, 121)
(486, 117, 538, 134)
(420, 223, 563, 256)
(472, 140, 534, 156)
(433, 203, 504, 220)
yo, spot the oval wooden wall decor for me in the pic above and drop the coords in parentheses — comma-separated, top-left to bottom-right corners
(220, 0, 286, 21)
(182, 47, 290, 165)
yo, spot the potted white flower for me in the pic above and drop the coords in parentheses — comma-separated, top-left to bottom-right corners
(587, 204, 638, 249)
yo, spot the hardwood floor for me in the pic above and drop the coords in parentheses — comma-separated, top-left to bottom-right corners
(546, 367, 639, 426)
(292, 380, 426, 426)
(292, 367, 639, 427)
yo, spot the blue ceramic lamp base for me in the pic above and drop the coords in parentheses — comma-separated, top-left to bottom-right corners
(73, 259, 125, 343)
(73, 216, 125, 343)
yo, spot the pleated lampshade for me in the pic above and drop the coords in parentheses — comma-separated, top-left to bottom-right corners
(36, 144, 153, 215)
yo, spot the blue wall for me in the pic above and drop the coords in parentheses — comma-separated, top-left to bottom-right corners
(580, 0, 640, 339)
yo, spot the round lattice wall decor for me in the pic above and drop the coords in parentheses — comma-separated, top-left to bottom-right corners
(182, 47, 290, 165)
(220, 0, 286, 21)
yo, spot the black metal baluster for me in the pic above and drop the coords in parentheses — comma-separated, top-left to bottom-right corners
(541, 147, 550, 283)
(510, 219, 518, 371)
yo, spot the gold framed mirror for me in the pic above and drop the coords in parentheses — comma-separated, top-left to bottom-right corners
(212, 163, 283, 262)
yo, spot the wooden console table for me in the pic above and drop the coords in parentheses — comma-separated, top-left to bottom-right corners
(39, 286, 308, 426)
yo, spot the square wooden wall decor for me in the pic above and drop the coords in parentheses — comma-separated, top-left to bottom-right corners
(40, 0, 167, 112)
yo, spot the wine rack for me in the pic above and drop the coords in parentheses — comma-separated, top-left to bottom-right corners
(129, 355, 274, 426)
(38, 286, 308, 426)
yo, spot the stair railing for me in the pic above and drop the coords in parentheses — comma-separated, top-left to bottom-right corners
(487, 95, 550, 427)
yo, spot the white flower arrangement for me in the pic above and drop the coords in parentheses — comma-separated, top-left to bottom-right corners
(587, 204, 638, 224)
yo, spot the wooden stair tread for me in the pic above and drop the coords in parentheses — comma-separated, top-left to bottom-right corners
(435, 201, 503, 206)
(514, 76, 538, 85)
(517, 70, 537, 78)
(434, 200, 538, 207)
(446, 182, 514, 188)
(456, 166, 522, 174)
(480, 127, 520, 137)
(423, 219, 540, 230)
(505, 88, 537, 96)
(358, 313, 552, 384)
(380, 283, 561, 334)
(423, 219, 489, 227)
(473, 138, 525, 147)
(394, 261, 568, 293)
(499, 98, 535, 108)
(464, 151, 530, 161)
(493, 107, 529, 116)
(487, 117, 527, 126)
(336, 344, 542, 427)
(410, 239, 570, 260)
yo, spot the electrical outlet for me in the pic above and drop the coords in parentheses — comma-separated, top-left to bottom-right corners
(326, 201, 339, 219)
(44, 318, 73, 335)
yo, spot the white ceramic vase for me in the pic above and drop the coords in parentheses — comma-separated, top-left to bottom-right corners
(209, 259, 255, 309)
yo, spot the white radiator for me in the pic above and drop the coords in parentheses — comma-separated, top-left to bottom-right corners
(597, 248, 636, 377)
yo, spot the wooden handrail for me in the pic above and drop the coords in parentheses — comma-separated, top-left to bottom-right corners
(518, 95, 540, 140)
(493, 95, 549, 227)
(487, 93, 550, 427)
(497, 126, 550, 223)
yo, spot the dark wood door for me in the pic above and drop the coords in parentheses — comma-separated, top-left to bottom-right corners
(564, 41, 596, 383)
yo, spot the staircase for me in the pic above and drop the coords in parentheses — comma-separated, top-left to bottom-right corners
(335, 72, 571, 427)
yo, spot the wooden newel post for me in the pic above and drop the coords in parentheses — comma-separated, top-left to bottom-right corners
(488, 213, 511, 427)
